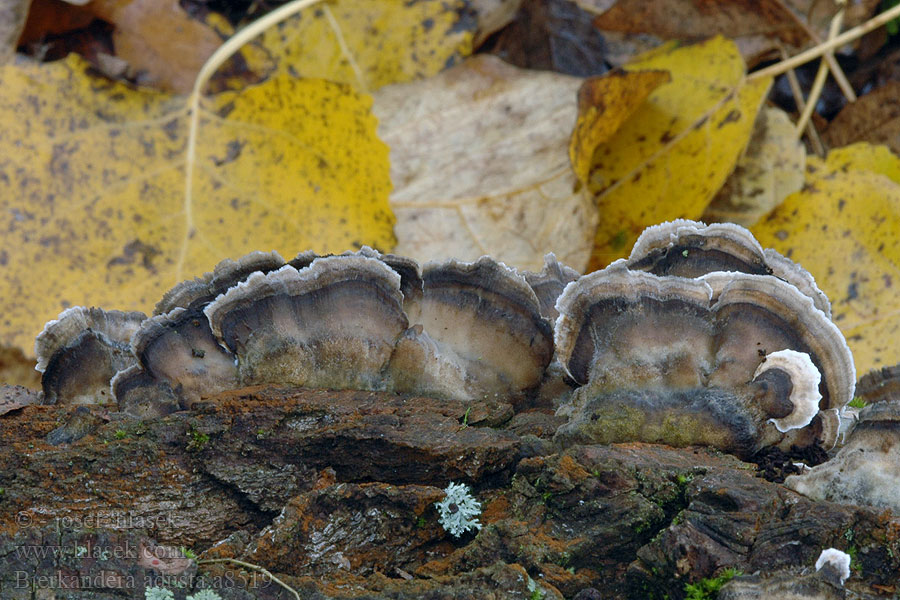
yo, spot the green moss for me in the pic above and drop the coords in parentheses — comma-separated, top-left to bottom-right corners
(113, 430, 127, 440)
(848, 396, 868, 409)
(683, 567, 742, 600)
(187, 429, 210, 451)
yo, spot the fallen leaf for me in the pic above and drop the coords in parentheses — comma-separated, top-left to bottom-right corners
(242, 0, 476, 92)
(373, 54, 598, 272)
(824, 81, 900, 156)
(470, 0, 524, 47)
(816, 142, 900, 183)
(0, 54, 393, 353)
(585, 0, 805, 45)
(752, 143, 900, 374)
(579, 0, 805, 66)
(486, 0, 610, 76)
(87, 0, 224, 92)
(0, 346, 39, 388)
(0, 0, 31, 64)
(569, 69, 670, 184)
(587, 36, 771, 268)
(703, 106, 805, 227)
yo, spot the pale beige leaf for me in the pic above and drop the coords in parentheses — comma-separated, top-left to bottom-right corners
(373, 55, 598, 272)
(704, 107, 806, 227)
(0, 0, 30, 64)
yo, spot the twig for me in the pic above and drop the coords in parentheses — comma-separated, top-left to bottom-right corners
(795, 1, 845, 136)
(748, 2, 900, 81)
(198, 558, 301, 599)
(779, 0, 856, 101)
(180, 0, 326, 278)
(778, 44, 826, 157)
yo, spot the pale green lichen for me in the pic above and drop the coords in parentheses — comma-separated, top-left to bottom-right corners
(145, 588, 175, 600)
(435, 482, 482, 537)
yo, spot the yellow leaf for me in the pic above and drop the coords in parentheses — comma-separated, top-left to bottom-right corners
(242, 0, 475, 92)
(569, 69, 671, 184)
(587, 36, 771, 269)
(0, 55, 393, 353)
(752, 143, 900, 374)
(374, 55, 598, 272)
(812, 141, 900, 184)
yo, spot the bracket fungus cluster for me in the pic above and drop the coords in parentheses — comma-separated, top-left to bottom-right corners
(552, 220, 855, 458)
(35, 248, 555, 417)
(33, 220, 855, 460)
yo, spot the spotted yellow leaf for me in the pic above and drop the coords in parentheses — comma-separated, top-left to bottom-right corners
(587, 36, 771, 269)
(752, 143, 900, 374)
(240, 0, 475, 92)
(0, 55, 393, 353)
(569, 69, 671, 185)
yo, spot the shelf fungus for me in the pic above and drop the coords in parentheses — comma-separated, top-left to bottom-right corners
(553, 220, 854, 458)
(785, 364, 900, 513)
(32, 220, 851, 460)
(36, 249, 555, 416)
(35, 307, 146, 405)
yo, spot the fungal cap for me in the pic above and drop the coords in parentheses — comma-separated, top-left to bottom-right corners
(756, 349, 822, 432)
(763, 248, 831, 318)
(554, 261, 713, 385)
(35, 307, 145, 373)
(523, 253, 580, 321)
(204, 256, 406, 389)
(714, 274, 855, 412)
(131, 307, 238, 402)
(815, 548, 851, 586)
(154, 251, 285, 315)
(393, 255, 553, 398)
(110, 364, 181, 418)
(628, 219, 767, 277)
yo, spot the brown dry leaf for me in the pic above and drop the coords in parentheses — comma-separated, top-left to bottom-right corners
(471, 0, 525, 46)
(824, 81, 900, 155)
(752, 143, 900, 373)
(486, 0, 610, 76)
(88, 0, 223, 92)
(585, 0, 805, 45)
(580, 0, 809, 66)
(703, 106, 805, 227)
(373, 55, 598, 272)
(569, 69, 670, 184)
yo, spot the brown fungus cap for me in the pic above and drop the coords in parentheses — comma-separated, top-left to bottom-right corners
(763, 248, 831, 318)
(753, 349, 822, 433)
(627, 219, 769, 277)
(110, 364, 181, 419)
(205, 256, 407, 391)
(154, 251, 286, 315)
(34, 307, 146, 405)
(554, 261, 715, 388)
(523, 253, 580, 321)
(387, 256, 553, 401)
(130, 306, 239, 405)
(709, 273, 854, 413)
(628, 220, 831, 315)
